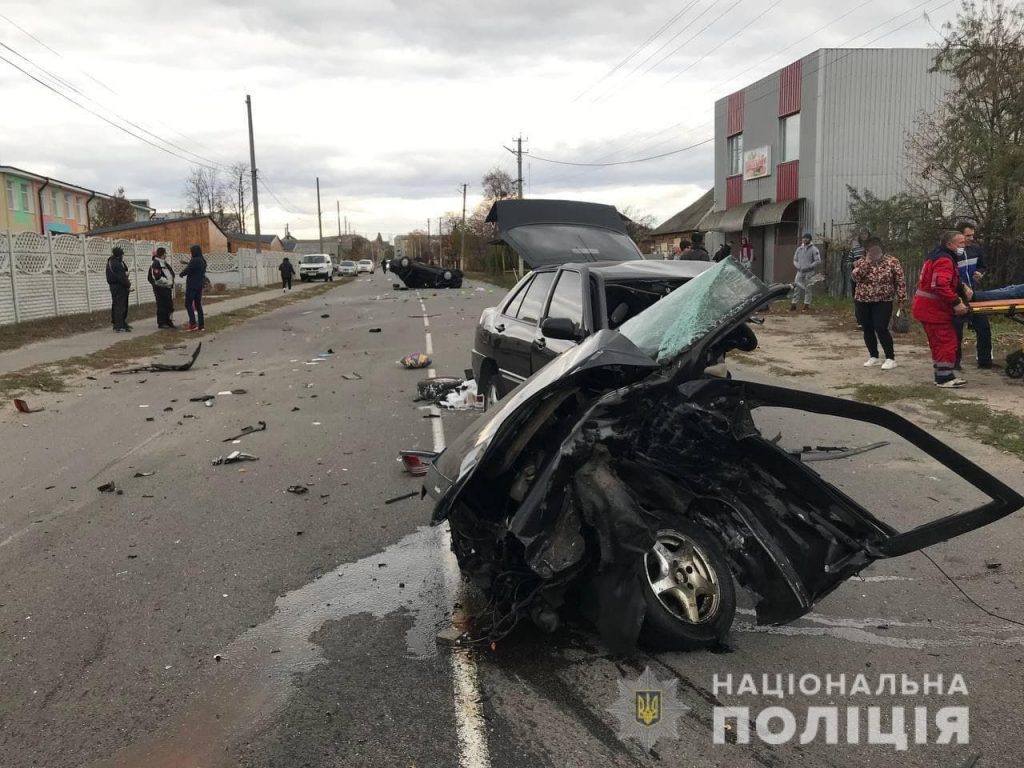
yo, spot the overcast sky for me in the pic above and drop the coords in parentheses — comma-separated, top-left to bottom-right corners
(0, 0, 959, 240)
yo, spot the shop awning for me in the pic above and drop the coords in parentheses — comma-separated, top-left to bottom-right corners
(704, 200, 765, 233)
(749, 198, 803, 228)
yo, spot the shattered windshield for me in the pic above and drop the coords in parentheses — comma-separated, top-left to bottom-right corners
(502, 224, 642, 265)
(617, 257, 768, 363)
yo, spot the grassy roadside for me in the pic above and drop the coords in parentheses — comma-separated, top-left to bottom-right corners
(0, 281, 343, 399)
(0, 285, 277, 354)
(464, 271, 519, 290)
(848, 382, 1024, 459)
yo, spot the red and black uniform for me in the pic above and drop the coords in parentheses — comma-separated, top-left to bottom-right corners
(911, 245, 964, 383)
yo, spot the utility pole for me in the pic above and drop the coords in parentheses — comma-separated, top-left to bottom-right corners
(460, 183, 467, 272)
(336, 201, 341, 238)
(316, 177, 323, 254)
(427, 218, 431, 264)
(245, 95, 261, 258)
(503, 134, 528, 275)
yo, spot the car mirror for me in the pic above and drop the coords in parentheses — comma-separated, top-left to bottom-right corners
(541, 317, 581, 341)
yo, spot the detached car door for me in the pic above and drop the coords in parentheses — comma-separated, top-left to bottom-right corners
(532, 268, 586, 373)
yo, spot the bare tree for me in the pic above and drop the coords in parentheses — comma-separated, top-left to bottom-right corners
(481, 167, 515, 201)
(91, 187, 136, 229)
(183, 166, 229, 220)
(225, 162, 252, 234)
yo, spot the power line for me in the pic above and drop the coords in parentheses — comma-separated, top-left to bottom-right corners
(663, 0, 787, 85)
(530, 138, 714, 167)
(571, 0, 703, 102)
(257, 175, 303, 215)
(0, 50, 224, 171)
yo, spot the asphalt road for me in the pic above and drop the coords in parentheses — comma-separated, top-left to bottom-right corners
(1, 272, 1022, 768)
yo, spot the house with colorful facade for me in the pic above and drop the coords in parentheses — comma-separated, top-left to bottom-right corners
(0, 166, 152, 235)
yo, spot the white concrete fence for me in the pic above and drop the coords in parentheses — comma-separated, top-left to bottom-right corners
(0, 230, 283, 326)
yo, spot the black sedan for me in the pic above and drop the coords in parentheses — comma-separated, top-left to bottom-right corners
(472, 199, 708, 404)
(391, 257, 463, 289)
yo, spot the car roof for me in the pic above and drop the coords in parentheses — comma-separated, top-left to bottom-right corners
(531, 259, 711, 281)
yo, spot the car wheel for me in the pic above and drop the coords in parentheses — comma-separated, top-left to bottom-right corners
(640, 522, 736, 650)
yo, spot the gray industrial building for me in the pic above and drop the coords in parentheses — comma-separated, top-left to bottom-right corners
(702, 48, 951, 283)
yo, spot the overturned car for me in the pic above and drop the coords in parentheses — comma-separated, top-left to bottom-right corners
(427, 259, 1023, 651)
(391, 257, 463, 289)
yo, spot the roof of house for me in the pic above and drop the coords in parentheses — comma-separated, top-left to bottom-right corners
(650, 190, 714, 237)
(229, 233, 280, 244)
(86, 214, 219, 236)
(0, 164, 115, 199)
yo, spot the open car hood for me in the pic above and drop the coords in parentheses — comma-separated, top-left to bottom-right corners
(485, 199, 643, 268)
(427, 260, 1024, 648)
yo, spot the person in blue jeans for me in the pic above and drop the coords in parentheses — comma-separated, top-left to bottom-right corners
(954, 222, 992, 369)
(179, 244, 207, 331)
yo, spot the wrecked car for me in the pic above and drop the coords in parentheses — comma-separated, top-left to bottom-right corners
(427, 258, 1023, 651)
(475, 198, 709, 404)
(391, 257, 463, 289)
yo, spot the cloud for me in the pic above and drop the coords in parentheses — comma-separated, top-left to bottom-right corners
(0, 0, 960, 238)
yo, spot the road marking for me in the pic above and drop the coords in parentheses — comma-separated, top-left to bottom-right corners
(425, 333, 433, 355)
(420, 290, 491, 768)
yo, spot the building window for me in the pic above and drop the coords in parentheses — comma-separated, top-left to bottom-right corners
(51, 189, 60, 218)
(20, 183, 31, 213)
(5, 179, 14, 211)
(728, 134, 743, 176)
(64, 193, 73, 220)
(781, 113, 800, 162)
(79, 198, 87, 224)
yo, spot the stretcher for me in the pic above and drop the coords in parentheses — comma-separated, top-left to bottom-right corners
(968, 300, 1024, 378)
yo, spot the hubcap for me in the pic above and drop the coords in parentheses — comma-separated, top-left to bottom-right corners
(645, 530, 720, 625)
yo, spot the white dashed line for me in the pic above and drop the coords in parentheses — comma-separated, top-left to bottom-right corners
(418, 291, 491, 768)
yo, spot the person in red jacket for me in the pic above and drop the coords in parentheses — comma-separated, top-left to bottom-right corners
(911, 231, 970, 387)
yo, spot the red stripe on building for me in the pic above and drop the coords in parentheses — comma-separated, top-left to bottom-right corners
(778, 60, 802, 117)
(727, 91, 744, 137)
(726, 175, 743, 208)
(776, 160, 799, 201)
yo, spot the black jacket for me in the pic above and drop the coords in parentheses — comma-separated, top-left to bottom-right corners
(279, 260, 295, 278)
(179, 246, 207, 291)
(684, 245, 711, 262)
(106, 256, 130, 287)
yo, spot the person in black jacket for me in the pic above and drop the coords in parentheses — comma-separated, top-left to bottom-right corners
(179, 245, 207, 331)
(279, 257, 295, 291)
(147, 247, 176, 328)
(106, 247, 132, 332)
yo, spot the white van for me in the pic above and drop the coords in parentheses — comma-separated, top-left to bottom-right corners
(298, 253, 334, 282)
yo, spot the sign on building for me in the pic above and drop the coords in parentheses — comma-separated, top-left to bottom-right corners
(743, 146, 772, 180)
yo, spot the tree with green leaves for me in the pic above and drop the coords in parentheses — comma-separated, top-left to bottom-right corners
(906, 0, 1024, 282)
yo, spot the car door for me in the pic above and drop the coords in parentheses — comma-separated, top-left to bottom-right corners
(532, 269, 585, 373)
(495, 270, 556, 391)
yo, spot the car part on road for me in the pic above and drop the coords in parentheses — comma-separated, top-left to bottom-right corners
(211, 451, 259, 466)
(369, 328, 382, 333)
(795, 441, 890, 462)
(97, 481, 117, 493)
(400, 353, 431, 369)
(341, 372, 363, 380)
(133, 472, 155, 478)
(112, 343, 202, 375)
(222, 421, 267, 442)
(190, 394, 215, 402)
(415, 377, 464, 403)
(400, 450, 437, 476)
(427, 259, 1024, 652)
(385, 491, 420, 505)
(13, 398, 44, 413)
(287, 485, 309, 495)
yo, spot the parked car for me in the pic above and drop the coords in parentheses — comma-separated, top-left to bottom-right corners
(336, 260, 358, 277)
(427, 258, 1024, 651)
(298, 253, 334, 282)
(472, 199, 709, 405)
(391, 257, 463, 289)
(357, 259, 375, 274)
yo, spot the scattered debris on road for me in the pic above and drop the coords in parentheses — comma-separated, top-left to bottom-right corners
(399, 450, 436, 476)
(794, 442, 891, 462)
(133, 472, 155, 478)
(385, 491, 419, 504)
(112, 343, 202, 375)
(438, 380, 482, 411)
(211, 451, 259, 466)
(415, 377, 463, 403)
(97, 482, 117, 493)
(222, 421, 268, 442)
(321, 314, 330, 318)
(287, 485, 310, 495)
(400, 353, 431, 369)
(369, 328, 382, 333)
(14, 399, 44, 413)
(341, 372, 363, 381)
(190, 395, 215, 402)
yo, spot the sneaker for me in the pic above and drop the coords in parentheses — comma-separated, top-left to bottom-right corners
(789, 304, 797, 312)
(881, 359, 898, 371)
(864, 357, 881, 367)
(936, 377, 967, 388)
(185, 325, 199, 332)
(802, 304, 810, 311)
(114, 327, 127, 333)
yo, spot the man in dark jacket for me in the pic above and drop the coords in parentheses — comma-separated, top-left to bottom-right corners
(954, 222, 993, 369)
(713, 241, 733, 262)
(179, 245, 207, 332)
(279, 257, 295, 291)
(683, 233, 710, 261)
(106, 247, 132, 332)
(147, 247, 176, 328)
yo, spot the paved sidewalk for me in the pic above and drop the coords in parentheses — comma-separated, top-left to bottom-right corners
(0, 284, 319, 375)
